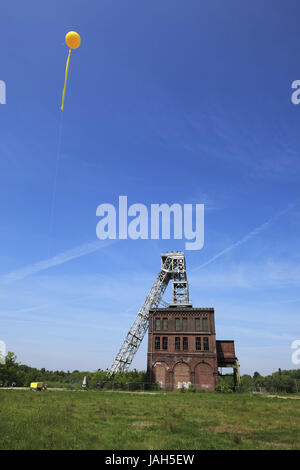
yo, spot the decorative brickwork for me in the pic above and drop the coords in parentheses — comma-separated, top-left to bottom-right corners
(147, 306, 238, 391)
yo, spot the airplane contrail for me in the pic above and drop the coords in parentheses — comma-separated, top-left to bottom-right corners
(2, 239, 116, 282)
(192, 204, 294, 272)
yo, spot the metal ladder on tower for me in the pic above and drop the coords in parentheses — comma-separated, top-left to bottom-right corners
(108, 251, 190, 374)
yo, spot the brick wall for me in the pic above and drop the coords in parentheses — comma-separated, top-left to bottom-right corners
(147, 307, 218, 391)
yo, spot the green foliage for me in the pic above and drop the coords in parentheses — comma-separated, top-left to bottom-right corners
(240, 374, 253, 392)
(251, 369, 300, 394)
(0, 351, 299, 394)
(215, 382, 234, 393)
(216, 375, 234, 393)
(0, 352, 147, 390)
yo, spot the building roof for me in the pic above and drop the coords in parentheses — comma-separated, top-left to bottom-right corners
(149, 307, 215, 313)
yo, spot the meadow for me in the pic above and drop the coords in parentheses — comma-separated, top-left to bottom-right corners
(0, 390, 299, 450)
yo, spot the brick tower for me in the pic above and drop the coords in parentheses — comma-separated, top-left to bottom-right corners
(109, 250, 239, 388)
(147, 305, 239, 391)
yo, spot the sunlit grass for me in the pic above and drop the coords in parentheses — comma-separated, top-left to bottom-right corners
(0, 391, 299, 450)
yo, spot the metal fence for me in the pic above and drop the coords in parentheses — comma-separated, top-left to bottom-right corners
(81, 382, 228, 392)
(92, 381, 165, 392)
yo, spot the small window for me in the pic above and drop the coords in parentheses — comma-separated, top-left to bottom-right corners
(182, 318, 187, 331)
(175, 337, 180, 350)
(203, 337, 209, 351)
(175, 318, 180, 331)
(183, 337, 188, 351)
(155, 337, 160, 350)
(162, 337, 168, 350)
(155, 318, 161, 331)
(163, 318, 168, 331)
(195, 318, 200, 331)
(202, 317, 208, 331)
(196, 337, 201, 351)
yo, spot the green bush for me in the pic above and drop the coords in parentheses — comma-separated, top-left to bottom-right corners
(215, 382, 234, 393)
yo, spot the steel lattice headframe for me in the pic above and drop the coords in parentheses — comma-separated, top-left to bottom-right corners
(109, 251, 190, 375)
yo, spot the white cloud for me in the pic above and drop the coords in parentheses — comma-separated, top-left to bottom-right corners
(192, 204, 294, 272)
(1, 239, 116, 282)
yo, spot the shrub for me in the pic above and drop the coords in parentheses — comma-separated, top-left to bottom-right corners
(215, 382, 234, 393)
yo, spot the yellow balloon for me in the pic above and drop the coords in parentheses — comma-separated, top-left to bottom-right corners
(65, 31, 81, 49)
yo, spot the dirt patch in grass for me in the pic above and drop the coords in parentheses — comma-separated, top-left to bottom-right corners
(267, 395, 300, 400)
(207, 425, 252, 435)
(252, 392, 300, 400)
(131, 421, 155, 428)
(263, 441, 294, 449)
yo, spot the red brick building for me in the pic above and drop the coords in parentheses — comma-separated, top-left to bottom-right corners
(147, 306, 239, 391)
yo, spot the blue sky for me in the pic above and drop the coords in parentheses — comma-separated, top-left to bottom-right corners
(1, 0, 300, 374)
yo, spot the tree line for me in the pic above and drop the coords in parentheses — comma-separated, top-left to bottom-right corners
(0, 352, 147, 390)
(217, 368, 300, 393)
(0, 351, 299, 393)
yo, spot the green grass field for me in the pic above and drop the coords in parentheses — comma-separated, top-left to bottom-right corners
(0, 390, 299, 450)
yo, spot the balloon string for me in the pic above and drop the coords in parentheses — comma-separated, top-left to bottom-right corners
(48, 110, 64, 258)
(61, 48, 71, 111)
